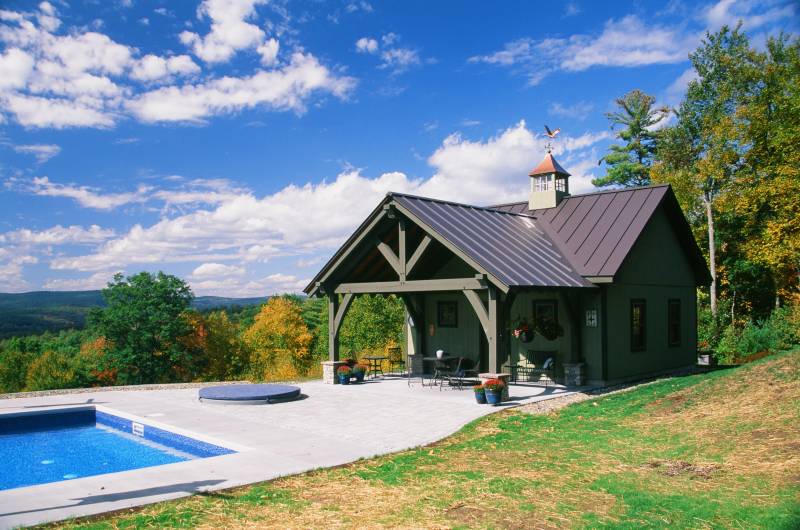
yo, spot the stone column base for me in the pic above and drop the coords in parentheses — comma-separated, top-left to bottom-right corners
(408, 354, 425, 375)
(479, 372, 511, 401)
(322, 361, 348, 384)
(563, 362, 585, 387)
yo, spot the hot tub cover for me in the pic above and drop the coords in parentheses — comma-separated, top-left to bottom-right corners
(199, 384, 300, 404)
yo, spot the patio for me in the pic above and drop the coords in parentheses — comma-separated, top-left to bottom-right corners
(0, 377, 586, 528)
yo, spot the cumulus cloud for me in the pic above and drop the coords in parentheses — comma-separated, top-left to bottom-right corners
(192, 262, 245, 278)
(12, 143, 61, 163)
(44, 121, 609, 275)
(130, 54, 200, 82)
(355, 37, 378, 54)
(127, 52, 355, 123)
(179, 0, 269, 64)
(0, 2, 354, 128)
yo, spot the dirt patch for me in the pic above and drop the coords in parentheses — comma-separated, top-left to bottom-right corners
(645, 460, 721, 479)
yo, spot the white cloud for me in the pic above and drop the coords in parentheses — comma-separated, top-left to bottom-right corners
(2, 94, 115, 128)
(256, 38, 279, 66)
(356, 34, 421, 73)
(130, 54, 200, 82)
(128, 52, 355, 123)
(0, 1, 351, 129)
(355, 37, 378, 54)
(469, 15, 695, 84)
(704, 0, 796, 31)
(12, 143, 60, 162)
(563, 2, 581, 17)
(664, 67, 698, 106)
(46, 121, 609, 274)
(30, 176, 150, 210)
(179, 0, 268, 64)
(0, 48, 34, 90)
(192, 262, 245, 278)
(0, 254, 37, 292)
(42, 271, 116, 290)
(1, 224, 115, 245)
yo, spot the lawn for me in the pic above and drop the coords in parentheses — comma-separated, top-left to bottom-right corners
(53, 349, 800, 529)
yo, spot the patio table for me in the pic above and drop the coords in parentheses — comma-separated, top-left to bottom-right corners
(363, 356, 387, 379)
(420, 356, 458, 387)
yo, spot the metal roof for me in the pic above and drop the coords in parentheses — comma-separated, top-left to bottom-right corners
(491, 184, 709, 282)
(529, 152, 570, 177)
(392, 193, 593, 288)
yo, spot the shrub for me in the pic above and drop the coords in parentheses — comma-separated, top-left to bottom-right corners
(765, 304, 800, 349)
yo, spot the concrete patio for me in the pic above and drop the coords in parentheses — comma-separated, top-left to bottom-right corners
(0, 377, 586, 528)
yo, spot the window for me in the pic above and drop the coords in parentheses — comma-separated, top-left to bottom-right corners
(630, 299, 646, 351)
(437, 301, 458, 328)
(555, 176, 567, 192)
(668, 299, 681, 347)
(585, 308, 598, 327)
(534, 175, 552, 192)
(534, 300, 558, 324)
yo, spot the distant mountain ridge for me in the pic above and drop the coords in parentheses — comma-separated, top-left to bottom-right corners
(0, 290, 268, 339)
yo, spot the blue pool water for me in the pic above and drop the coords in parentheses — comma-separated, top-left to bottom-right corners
(0, 409, 234, 491)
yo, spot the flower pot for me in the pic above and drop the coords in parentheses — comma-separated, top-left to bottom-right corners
(436, 349, 444, 359)
(474, 391, 487, 404)
(338, 374, 350, 385)
(485, 390, 502, 406)
(354, 372, 365, 383)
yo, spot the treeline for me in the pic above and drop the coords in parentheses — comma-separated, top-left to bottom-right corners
(596, 26, 799, 361)
(0, 272, 404, 393)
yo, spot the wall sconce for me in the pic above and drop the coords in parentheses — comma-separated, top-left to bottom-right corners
(428, 323, 435, 336)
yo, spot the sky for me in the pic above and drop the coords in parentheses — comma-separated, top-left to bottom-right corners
(0, 0, 796, 296)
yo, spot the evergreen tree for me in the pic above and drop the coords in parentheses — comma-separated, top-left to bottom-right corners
(594, 89, 668, 188)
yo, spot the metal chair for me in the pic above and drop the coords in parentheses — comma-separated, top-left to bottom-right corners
(440, 357, 467, 390)
(387, 346, 405, 375)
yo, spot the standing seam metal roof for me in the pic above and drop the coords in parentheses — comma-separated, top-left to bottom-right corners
(392, 194, 593, 288)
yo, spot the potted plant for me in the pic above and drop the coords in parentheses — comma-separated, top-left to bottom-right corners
(535, 317, 564, 341)
(337, 365, 352, 385)
(473, 384, 486, 404)
(352, 363, 367, 383)
(511, 317, 533, 343)
(483, 378, 505, 405)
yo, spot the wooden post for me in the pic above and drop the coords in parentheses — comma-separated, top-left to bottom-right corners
(327, 292, 339, 361)
(487, 286, 499, 373)
(398, 219, 406, 281)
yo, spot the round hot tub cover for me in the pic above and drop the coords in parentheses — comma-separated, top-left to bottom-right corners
(199, 384, 301, 405)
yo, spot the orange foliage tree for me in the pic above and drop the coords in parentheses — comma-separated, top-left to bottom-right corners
(244, 297, 313, 380)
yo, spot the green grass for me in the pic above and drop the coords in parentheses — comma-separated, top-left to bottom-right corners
(51, 349, 800, 529)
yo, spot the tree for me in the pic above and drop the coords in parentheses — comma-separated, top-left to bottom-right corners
(201, 311, 250, 381)
(339, 294, 405, 357)
(653, 25, 758, 319)
(88, 272, 195, 384)
(244, 296, 313, 379)
(594, 89, 669, 188)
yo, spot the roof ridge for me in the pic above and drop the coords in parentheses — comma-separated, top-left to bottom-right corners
(388, 192, 537, 219)
(488, 183, 672, 209)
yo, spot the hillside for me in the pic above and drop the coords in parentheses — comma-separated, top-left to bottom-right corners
(0, 291, 268, 338)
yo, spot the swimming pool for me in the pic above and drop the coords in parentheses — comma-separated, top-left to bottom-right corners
(0, 408, 235, 490)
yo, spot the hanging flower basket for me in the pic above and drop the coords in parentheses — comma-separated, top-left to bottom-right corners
(512, 322, 533, 343)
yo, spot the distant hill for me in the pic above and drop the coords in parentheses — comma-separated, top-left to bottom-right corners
(0, 290, 268, 339)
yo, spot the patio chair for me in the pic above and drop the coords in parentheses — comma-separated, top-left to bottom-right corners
(387, 346, 405, 375)
(439, 357, 467, 391)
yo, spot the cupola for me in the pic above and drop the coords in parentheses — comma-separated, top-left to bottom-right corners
(528, 151, 570, 210)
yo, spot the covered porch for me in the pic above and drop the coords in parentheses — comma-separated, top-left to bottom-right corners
(306, 193, 596, 387)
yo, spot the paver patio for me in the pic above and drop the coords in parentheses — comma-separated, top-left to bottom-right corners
(0, 377, 585, 528)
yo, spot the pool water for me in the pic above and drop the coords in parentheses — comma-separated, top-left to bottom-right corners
(0, 409, 233, 490)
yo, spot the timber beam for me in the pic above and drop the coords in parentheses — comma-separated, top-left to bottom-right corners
(335, 277, 486, 294)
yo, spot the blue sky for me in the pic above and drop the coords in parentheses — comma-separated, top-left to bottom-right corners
(0, 0, 796, 295)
